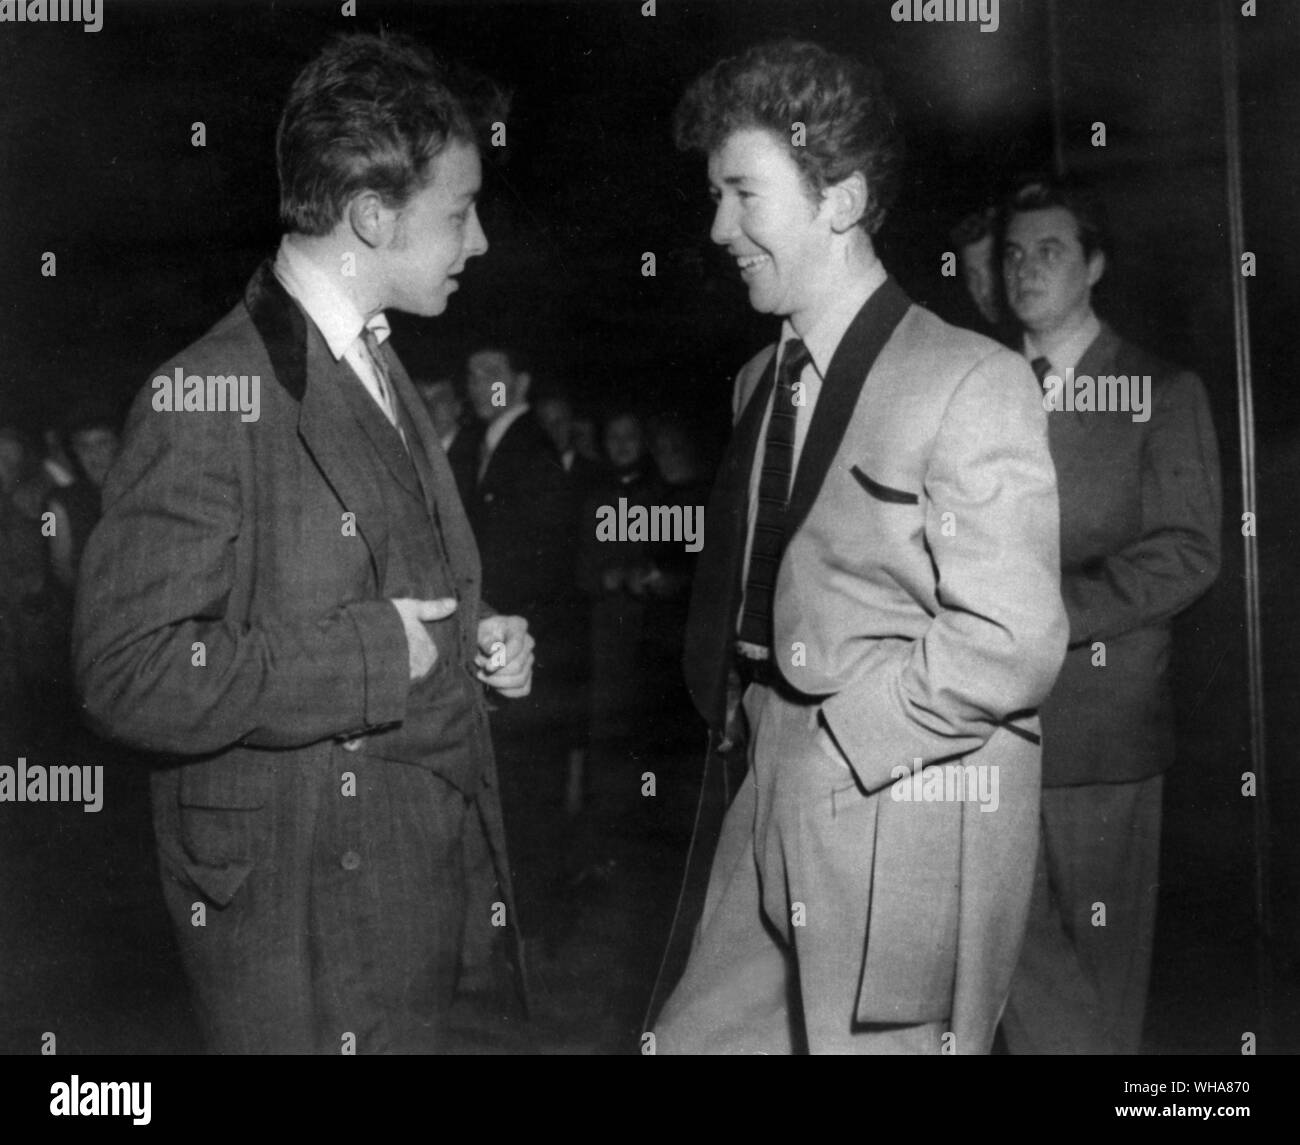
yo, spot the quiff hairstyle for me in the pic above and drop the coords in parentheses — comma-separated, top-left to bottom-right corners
(673, 38, 902, 235)
(277, 32, 507, 236)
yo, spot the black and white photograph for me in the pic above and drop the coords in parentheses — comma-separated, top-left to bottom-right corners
(0, 0, 1296, 1108)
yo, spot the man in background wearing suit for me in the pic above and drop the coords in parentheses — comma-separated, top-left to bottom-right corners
(465, 344, 579, 943)
(416, 373, 481, 507)
(653, 40, 1068, 1055)
(74, 33, 534, 1053)
(998, 176, 1221, 1053)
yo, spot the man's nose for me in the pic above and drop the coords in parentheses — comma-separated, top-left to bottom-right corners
(465, 211, 489, 259)
(709, 201, 736, 246)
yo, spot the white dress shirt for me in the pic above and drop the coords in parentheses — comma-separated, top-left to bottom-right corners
(478, 402, 531, 481)
(272, 236, 398, 427)
(1022, 310, 1102, 378)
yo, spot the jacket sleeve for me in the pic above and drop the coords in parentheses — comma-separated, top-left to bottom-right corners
(821, 351, 1069, 793)
(1061, 370, 1221, 646)
(73, 388, 410, 757)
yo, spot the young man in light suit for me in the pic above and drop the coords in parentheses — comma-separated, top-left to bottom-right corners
(653, 40, 1069, 1055)
(74, 33, 534, 1053)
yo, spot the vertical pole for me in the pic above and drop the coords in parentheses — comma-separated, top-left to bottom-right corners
(1047, 0, 1066, 176)
(1219, 0, 1271, 1040)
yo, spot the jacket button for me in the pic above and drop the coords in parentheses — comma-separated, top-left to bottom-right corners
(341, 737, 363, 752)
(340, 850, 362, 871)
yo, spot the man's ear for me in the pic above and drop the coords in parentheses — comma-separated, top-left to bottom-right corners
(823, 171, 869, 234)
(1087, 249, 1106, 288)
(346, 190, 395, 250)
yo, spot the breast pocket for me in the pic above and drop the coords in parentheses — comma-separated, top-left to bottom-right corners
(849, 464, 919, 505)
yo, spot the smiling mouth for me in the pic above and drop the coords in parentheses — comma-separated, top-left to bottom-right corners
(736, 253, 771, 276)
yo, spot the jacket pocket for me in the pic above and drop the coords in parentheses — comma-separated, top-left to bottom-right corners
(173, 757, 272, 907)
(850, 464, 919, 505)
(176, 809, 260, 907)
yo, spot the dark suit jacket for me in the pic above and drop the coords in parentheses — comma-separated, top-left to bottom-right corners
(444, 420, 482, 509)
(73, 261, 512, 905)
(1038, 323, 1221, 786)
(470, 411, 576, 644)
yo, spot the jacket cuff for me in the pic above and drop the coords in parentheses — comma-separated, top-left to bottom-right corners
(820, 680, 986, 796)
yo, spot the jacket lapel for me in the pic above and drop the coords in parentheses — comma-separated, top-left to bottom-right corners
(331, 354, 424, 504)
(244, 260, 391, 577)
(681, 348, 779, 728)
(1070, 323, 1122, 431)
(783, 276, 913, 544)
(387, 356, 482, 589)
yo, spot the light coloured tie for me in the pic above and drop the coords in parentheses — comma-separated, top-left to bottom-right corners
(360, 325, 399, 428)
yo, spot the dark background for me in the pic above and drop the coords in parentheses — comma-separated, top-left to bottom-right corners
(1, 0, 1297, 1053)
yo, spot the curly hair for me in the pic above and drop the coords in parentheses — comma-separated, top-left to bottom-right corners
(673, 39, 902, 235)
(277, 32, 507, 236)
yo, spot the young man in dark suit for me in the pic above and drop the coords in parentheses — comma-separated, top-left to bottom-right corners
(653, 40, 1068, 1055)
(74, 33, 534, 1054)
(998, 176, 1221, 1053)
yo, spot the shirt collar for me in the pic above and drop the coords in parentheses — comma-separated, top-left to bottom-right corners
(272, 235, 389, 361)
(1023, 310, 1101, 376)
(43, 457, 76, 488)
(778, 258, 888, 378)
(485, 402, 531, 454)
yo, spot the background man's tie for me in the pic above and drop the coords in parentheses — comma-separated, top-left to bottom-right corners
(738, 338, 811, 651)
(1031, 355, 1052, 389)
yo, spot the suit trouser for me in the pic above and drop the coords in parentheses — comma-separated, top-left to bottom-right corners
(1001, 774, 1163, 1054)
(156, 753, 472, 1054)
(653, 681, 945, 1055)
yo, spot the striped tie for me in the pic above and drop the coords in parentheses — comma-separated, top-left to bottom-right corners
(360, 326, 397, 423)
(360, 325, 407, 450)
(738, 338, 810, 651)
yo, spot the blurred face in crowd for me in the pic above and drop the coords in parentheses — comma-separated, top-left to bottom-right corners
(707, 128, 836, 327)
(417, 379, 462, 438)
(960, 234, 999, 325)
(376, 140, 488, 318)
(466, 349, 529, 423)
(571, 417, 599, 462)
(70, 426, 120, 490)
(535, 397, 573, 455)
(1002, 206, 1104, 338)
(604, 414, 645, 471)
(651, 426, 697, 487)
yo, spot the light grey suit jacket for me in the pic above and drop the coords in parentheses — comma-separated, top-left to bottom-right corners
(749, 282, 1069, 1050)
